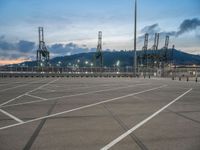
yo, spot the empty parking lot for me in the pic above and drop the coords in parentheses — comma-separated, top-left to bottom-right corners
(0, 77, 199, 150)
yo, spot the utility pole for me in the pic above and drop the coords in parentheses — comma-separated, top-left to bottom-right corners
(134, 0, 137, 76)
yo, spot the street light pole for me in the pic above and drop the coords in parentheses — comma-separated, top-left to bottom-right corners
(134, 0, 137, 77)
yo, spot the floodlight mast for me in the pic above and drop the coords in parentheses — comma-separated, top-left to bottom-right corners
(134, 0, 137, 76)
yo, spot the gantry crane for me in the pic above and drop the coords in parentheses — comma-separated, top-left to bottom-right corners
(36, 27, 50, 67)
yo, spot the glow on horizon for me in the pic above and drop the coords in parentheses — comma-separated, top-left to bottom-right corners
(0, 58, 31, 66)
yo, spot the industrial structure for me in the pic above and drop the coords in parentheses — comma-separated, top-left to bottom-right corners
(94, 31, 103, 67)
(138, 33, 174, 75)
(36, 27, 50, 67)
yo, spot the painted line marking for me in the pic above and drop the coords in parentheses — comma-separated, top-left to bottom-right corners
(0, 84, 31, 92)
(0, 84, 167, 130)
(47, 83, 120, 92)
(0, 79, 39, 92)
(35, 82, 132, 94)
(0, 78, 59, 107)
(0, 83, 14, 87)
(1, 83, 150, 108)
(26, 94, 48, 101)
(100, 88, 193, 150)
(0, 109, 24, 123)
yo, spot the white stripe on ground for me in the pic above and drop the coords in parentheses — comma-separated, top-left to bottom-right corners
(101, 88, 192, 150)
(48, 83, 128, 92)
(0, 78, 46, 92)
(0, 84, 167, 130)
(0, 109, 24, 123)
(0, 83, 13, 87)
(1, 83, 150, 108)
(26, 94, 48, 101)
(0, 79, 37, 92)
(0, 80, 39, 86)
(34, 82, 120, 93)
(40, 81, 132, 93)
(0, 78, 59, 107)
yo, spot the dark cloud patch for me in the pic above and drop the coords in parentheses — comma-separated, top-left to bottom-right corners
(49, 44, 65, 54)
(159, 31, 176, 37)
(0, 35, 96, 60)
(0, 36, 36, 59)
(49, 42, 90, 56)
(177, 18, 200, 36)
(139, 18, 200, 42)
(139, 24, 177, 42)
(17, 40, 35, 53)
(0, 40, 16, 50)
(138, 24, 161, 42)
(0, 37, 35, 52)
(141, 23, 160, 34)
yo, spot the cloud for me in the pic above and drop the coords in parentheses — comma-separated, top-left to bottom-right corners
(0, 35, 98, 61)
(138, 24, 161, 42)
(139, 18, 200, 42)
(139, 24, 176, 41)
(0, 36, 36, 59)
(0, 40, 16, 50)
(141, 23, 160, 34)
(48, 42, 92, 56)
(159, 31, 176, 37)
(17, 40, 35, 53)
(177, 18, 200, 36)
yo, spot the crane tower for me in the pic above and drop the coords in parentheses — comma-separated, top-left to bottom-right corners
(36, 27, 50, 67)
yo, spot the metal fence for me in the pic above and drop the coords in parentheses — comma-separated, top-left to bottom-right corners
(0, 66, 199, 82)
(0, 66, 134, 74)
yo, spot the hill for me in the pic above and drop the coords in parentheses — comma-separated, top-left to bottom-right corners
(13, 49, 200, 67)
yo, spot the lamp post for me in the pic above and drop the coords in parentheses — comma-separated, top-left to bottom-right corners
(133, 0, 137, 77)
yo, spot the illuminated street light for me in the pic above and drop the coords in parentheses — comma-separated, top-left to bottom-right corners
(116, 60, 120, 67)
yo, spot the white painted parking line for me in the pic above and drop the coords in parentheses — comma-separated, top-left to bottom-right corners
(0, 79, 39, 92)
(1, 83, 150, 108)
(0, 84, 167, 130)
(0, 81, 34, 87)
(0, 84, 32, 92)
(0, 83, 12, 87)
(35, 83, 119, 93)
(47, 83, 120, 92)
(0, 109, 24, 123)
(26, 94, 48, 101)
(0, 78, 59, 107)
(100, 88, 192, 150)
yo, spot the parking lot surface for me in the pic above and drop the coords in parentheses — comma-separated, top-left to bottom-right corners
(0, 77, 199, 150)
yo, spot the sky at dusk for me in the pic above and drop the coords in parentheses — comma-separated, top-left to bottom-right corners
(0, 0, 200, 65)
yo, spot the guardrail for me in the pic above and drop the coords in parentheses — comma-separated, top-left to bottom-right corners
(0, 66, 199, 82)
